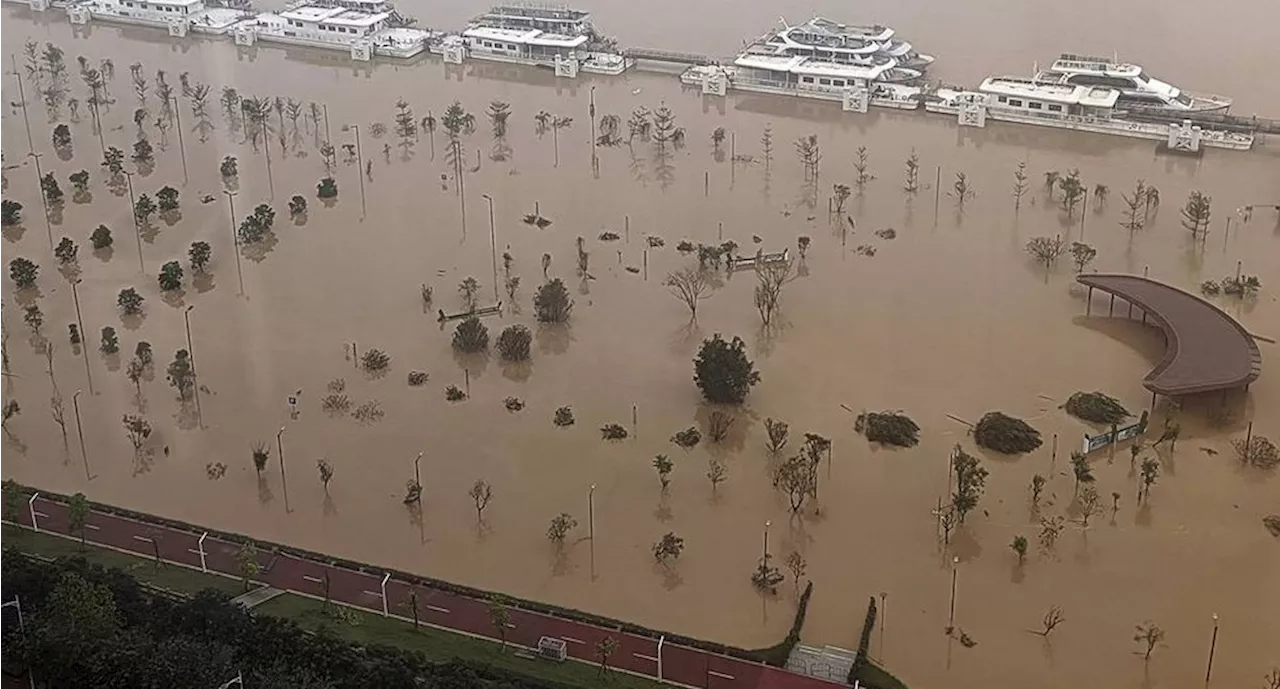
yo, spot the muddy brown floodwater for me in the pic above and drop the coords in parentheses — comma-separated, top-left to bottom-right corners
(3, 6, 1279, 689)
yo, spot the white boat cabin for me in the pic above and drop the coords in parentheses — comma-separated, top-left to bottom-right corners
(294, 0, 394, 12)
(733, 53, 897, 90)
(980, 77, 1119, 115)
(93, 0, 207, 22)
(276, 5, 391, 39)
(472, 5, 592, 35)
(461, 25, 588, 61)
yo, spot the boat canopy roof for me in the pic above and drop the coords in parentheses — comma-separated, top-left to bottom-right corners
(797, 16, 894, 42)
(981, 77, 1120, 107)
(734, 53, 897, 80)
(281, 5, 389, 25)
(1050, 53, 1142, 78)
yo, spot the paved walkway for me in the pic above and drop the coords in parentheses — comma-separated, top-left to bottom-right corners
(12, 494, 846, 689)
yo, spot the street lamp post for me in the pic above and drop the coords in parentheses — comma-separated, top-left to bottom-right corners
(70, 279, 94, 394)
(588, 483, 596, 578)
(762, 520, 771, 563)
(482, 194, 498, 302)
(879, 591, 888, 661)
(277, 426, 290, 512)
(169, 95, 188, 185)
(347, 123, 366, 216)
(223, 190, 246, 296)
(10, 54, 35, 152)
(947, 556, 960, 633)
(2, 597, 35, 688)
(72, 390, 89, 480)
(184, 305, 202, 427)
(1204, 613, 1219, 687)
(26, 151, 52, 249)
(414, 451, 423, 489)
(122, 169, 144, 273)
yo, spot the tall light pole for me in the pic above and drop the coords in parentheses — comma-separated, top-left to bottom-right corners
(10, 54, 35, 152)
(879, 591, 888, 661)
(762, 520, 771, 563)
(414, 451, 423, 489)
(2, 597, 35, 688)
(947, 556, 960, 633)
(72, 390, 89, 480)
(169, 95, 188, 185)
(1204, 613, 1219, 687)
(277, 426, 290, 513)
(184, 305, 202, 427)
(588, 483, 596, 579)
(223, 190, 245, 296)
(27, 151, 54, 250)
(70, 279, 93, 394)
(481, 193, 498, 302)
(346, 123, 366, 217)
(122, 168, 144, 273)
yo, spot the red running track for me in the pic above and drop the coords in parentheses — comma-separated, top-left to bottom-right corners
(11, 495, 843, 689)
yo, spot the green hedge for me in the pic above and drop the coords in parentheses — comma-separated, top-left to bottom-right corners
(747, 581, 813, 667)
(849, 595, 877, 683)
(3, 481, 810, 667)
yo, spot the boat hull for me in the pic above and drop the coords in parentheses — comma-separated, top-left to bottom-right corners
(680, 66, 922, 111)
(925, 100, 1253, 151)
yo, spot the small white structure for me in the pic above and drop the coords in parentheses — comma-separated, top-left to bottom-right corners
(244, 5, 432, 58)
(925, 76, 1253, 151)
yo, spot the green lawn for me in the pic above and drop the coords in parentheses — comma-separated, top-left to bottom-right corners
(856, 661, 911, 689)
(5, 524, 665, 689)
(257, 594, 668, 689)
(2, 524, 243, 597)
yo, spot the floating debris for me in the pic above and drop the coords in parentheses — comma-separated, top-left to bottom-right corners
(1064, 391, 1129, 425)
(504, 396, 525, 412)
(874, 228, 897, 240)
(855, 410, 920, 447)
(599, 231, 621, 242)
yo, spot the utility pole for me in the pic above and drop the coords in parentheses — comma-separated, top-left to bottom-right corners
(27, 152, 54, 250)
(122, 169, 143, 273)
(10, 54, 35, 152)
(277, 426, 290, 513)
(72, 390, 89, 480)
(170, 95, 188, 185)
(184, 306, 202, 427)
(482, 194, 498, 302)
(70, 279, 93, 394)
(223, 191, 245, 296)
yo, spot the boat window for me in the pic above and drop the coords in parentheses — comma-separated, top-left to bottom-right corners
(1173, 93, 1193, 106)
(1028, 101, 1043, 110)
(1047, 104, 1062, 112)
(832, 79, 844, 87)
(819, 78, 831, 86)
(1008, 98, 1022, 107)
(997, 95, 1007, 103)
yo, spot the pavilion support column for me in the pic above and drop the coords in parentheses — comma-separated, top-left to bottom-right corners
(1128, 300, 1133, 318)
(1150, 390, 1157, 410)
(1087, 286, 1093, 315)
(1109, 294, 1115, 316)
(1142, 310, 1147, 325)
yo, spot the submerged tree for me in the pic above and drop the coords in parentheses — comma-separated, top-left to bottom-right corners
(1069, 242, 1097, 273)
(904, 149, 920, 194)
(852, 146, 874, 190)
(693, 334, 760, 405)
(534, 278, 573, 323)
(1058, 169, 1085, 218)
(950, 446, 989, 523)
(1180, 190, 1212, 240)
(1026, 235, 1066, 267)
(487, 100, 511, 138)
(1120, 179, 1147, 233)
(665, 267, 711, 320)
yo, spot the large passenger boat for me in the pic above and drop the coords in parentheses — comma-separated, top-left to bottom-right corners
(1033, 53, 1231, 113)
(434, 4, 632, 76)
(925, 76, 1252, 150)
(236, 4, 438, 59)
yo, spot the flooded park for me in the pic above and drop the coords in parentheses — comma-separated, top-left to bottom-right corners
(2, 1, 1278, 688)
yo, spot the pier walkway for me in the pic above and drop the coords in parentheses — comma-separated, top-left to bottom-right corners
(624, 47, 720, 66)
(1127, 107, 1280, 135)
(1077, 273, 1262, 397)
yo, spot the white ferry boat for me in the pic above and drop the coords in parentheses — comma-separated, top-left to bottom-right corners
(435, 4, 631, 76)
(1034, 53, 1231, 113)
(68, 0, 251, 35)
(236, 4, 438, 59)
(925, 77, 1252, 151)
(758, 17, 935, 71)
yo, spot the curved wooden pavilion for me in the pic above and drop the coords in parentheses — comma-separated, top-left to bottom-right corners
(1077, 273, 1262, 397)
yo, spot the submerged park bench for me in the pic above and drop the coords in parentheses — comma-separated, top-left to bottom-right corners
(1077, 273, 1262, 401)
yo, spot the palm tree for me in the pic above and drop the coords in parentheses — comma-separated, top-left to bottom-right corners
(1043, 170, 1060, 199)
